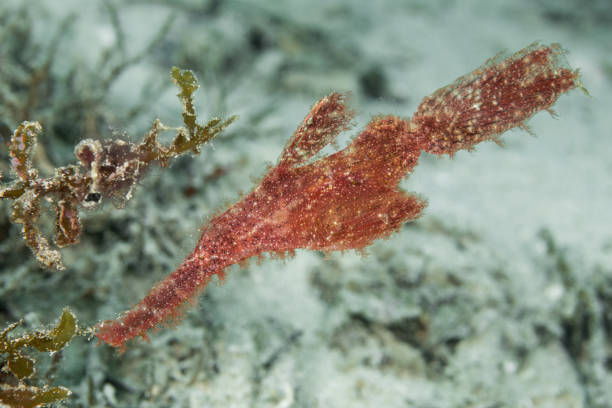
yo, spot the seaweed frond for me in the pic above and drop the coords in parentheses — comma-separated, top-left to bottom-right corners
(0, 308, 79, 408)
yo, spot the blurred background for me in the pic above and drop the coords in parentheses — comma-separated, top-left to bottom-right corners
(0, 0, 610, 406)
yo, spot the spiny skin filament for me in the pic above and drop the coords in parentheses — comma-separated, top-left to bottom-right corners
(96, 43, 580, 348)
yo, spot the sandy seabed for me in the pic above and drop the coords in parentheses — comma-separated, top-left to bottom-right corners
(0, 0, 610, 407)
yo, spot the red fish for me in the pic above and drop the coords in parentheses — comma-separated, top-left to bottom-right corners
(96, 43, 581, 349)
